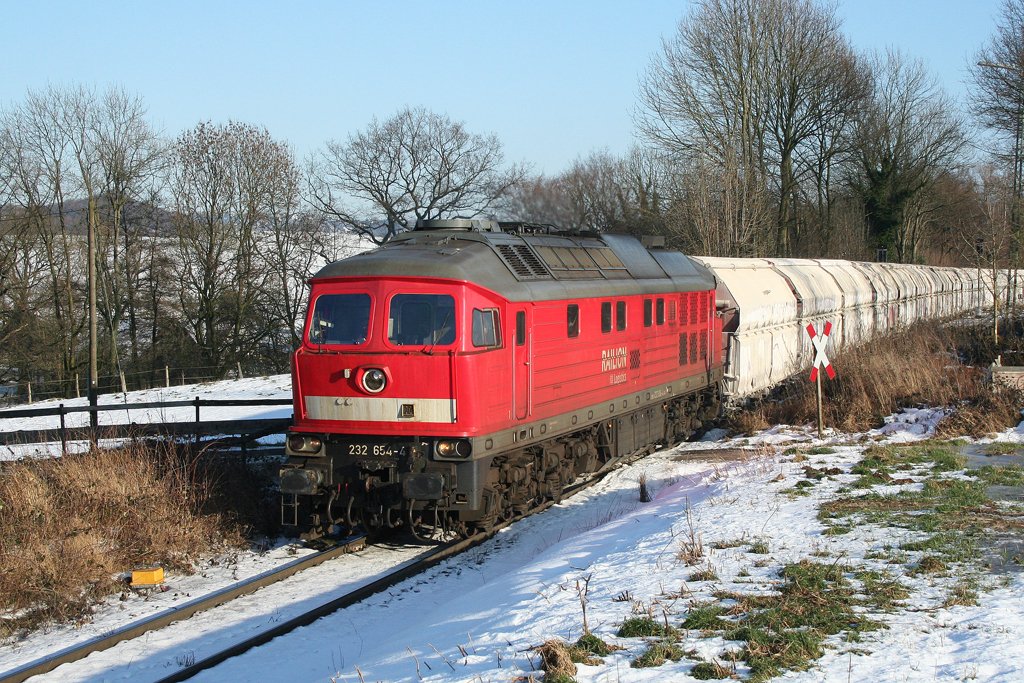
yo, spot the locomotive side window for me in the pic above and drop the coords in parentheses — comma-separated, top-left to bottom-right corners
(656, 298, 665, 325)
(472, 308, 501, 348)
(567, 304, 580, 338)
(309, 293, 371, 345)
(388, 294, 456, 346)
(601, 302, 612, 333)
(643, 299, 653, 327)
(616, 301, 626, 331)
(516, 311, 526, 346)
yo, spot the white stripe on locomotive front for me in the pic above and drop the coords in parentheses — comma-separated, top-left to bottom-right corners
(305, 396, 457, 423)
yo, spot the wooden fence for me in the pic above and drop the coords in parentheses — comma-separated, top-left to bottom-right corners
(0, 397, 293, 455)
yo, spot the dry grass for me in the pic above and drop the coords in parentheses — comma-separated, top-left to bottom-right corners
(728, 322, 1022, 436)
(534, 639, 577, 681)
(0, 443, 246, 636)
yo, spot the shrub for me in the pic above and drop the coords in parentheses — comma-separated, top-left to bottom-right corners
(0, 443, 246, 636)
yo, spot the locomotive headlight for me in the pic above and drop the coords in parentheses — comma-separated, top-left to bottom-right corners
(362, 368, 387, 394)
(435, 439, 472, 459)
(287, 434, 323, 454)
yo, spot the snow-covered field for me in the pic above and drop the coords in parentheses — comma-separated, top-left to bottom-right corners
(2, 377, 1023, 682)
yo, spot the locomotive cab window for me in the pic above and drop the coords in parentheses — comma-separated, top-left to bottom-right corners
(567, 304, 580, 338)
(656, 298, 665, 325)
(643, 299, 653, 327)
(388, 294, 456, 346)
(516, 311, 526, 346)
(472, 308, 501, 348)
(601, 301, 612, 333)
(309, 293, 371, 345)
(616, 301, 626, 331)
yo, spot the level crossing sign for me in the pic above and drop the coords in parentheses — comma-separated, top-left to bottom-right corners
(807, 322, 836, 382)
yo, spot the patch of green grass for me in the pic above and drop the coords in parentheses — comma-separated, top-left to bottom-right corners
(748, 539, 770, 554)
(795, 479, 816, 490)
(854, 570, 910, 610)
(544, 674, 575, 683)
(712, 560, 882, 682)
(617, 616, 676, 639)
(572, 633, 620, 660)
(912, 555, 947, 574)
(710, 538, 745, 550)
(632, 640, 685, 668)
(690, 660, 732, 679)
(782, 485, 812, 497)
(970, 465, 1024, 487)
(689, 566, 719, 582)
(820, 474, 993, 539)
(899, 532, 979, 564)
(823, 524, 852, 536)
(738, 627, 824, 681)
(681, 603, 731, 630)
(983, 442, 1020, 456)
(851, 471, 894, 488)
(853, 442, 964, 479)
(943, 578, 980, 607)
(805, 446, 837, 455)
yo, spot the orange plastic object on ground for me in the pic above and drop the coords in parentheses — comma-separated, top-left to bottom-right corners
(131, 567, 165, 586)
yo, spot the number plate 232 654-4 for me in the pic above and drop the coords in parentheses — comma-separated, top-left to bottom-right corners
(346, 442, 397, 459)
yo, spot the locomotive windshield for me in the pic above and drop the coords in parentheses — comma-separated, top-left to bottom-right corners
(388, 294, 456, 345)
(308, 293, 371, 345)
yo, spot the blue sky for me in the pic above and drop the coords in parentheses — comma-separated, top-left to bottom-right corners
(0, 0, 1005, 175)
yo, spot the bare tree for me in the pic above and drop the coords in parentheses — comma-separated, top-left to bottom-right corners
(638, 0, 771, 254)
(0, 88, 87, 390)
(971, 0, 1024, 309)
(256, 142, 323, 356)
(638, 0, 868, 256)
(92, 87, 165, 375)
(309, 106, 525, 243)
(171, 121, 305, 375)
(852, 50, 966, 262)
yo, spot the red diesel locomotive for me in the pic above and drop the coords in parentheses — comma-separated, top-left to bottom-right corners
(280, 219, 722, 537)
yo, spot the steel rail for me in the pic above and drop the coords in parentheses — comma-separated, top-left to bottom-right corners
(0, 536, 367, 683)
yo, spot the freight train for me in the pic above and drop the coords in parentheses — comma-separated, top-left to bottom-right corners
(279, 219, 985, 538)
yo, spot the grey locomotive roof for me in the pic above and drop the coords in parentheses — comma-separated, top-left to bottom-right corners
(313, 221, 715, 302)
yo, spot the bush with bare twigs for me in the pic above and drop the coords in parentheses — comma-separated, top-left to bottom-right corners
(727, 321, 1022, 436)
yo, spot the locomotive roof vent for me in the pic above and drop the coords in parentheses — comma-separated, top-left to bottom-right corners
(415, 219, 502, 232)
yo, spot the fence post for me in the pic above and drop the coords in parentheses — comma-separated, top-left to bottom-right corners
(120, 371, 127, 395)
(75, 373, 80, 398)
(237, 361, 244, 380)
(27, 382, 32, 404)
(165, 365, 170, 388)
(194, 396, 200, 446)
(59, 404, 67, 456)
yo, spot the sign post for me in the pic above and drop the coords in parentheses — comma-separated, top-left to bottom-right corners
(807, 322, 835, 439)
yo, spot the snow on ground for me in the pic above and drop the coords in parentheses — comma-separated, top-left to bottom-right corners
(2, 377, 1024, 682)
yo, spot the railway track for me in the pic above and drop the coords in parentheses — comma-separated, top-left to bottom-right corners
(0, 536, 369, 683)
(0, 444, 654, 683)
